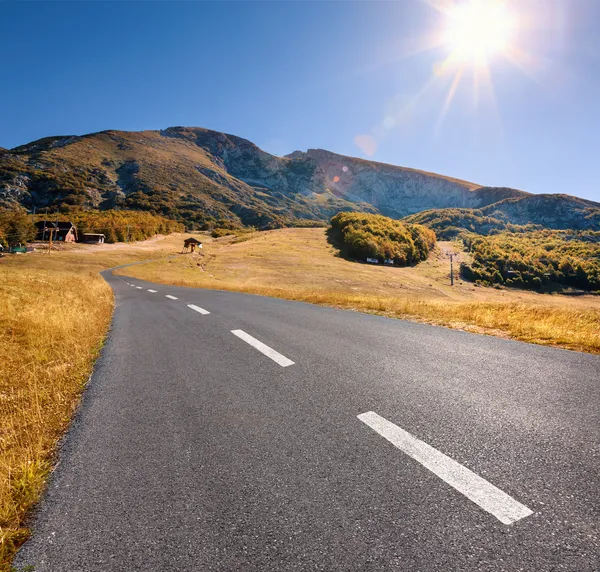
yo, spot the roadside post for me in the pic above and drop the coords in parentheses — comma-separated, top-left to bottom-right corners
(47, 228, 55, 254)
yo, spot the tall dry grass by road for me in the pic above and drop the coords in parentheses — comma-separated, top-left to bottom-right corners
(0, 265, 112, 569)
(0, 235, 186, 571)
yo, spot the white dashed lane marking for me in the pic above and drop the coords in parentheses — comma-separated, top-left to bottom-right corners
(165, 295, 178, 300)
(136, 286, 143, 289)
(148, 289, 157, 293)
(357, 411, 533, 525)
(231, 329, 294, 367)
(187, 304, 210, 315)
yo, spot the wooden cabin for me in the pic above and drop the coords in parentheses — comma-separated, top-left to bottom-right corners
(183, 237, 203, 253)
(34, 221, 77, 242)
(81, 233, 106, 244)
(56, 222, 77, 242)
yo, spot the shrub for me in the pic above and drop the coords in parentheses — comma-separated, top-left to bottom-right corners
(211, 228, 234, 238)
(329, 212, 436, 265)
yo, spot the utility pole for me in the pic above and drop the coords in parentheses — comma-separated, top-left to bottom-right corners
(48, 228, 55, 254)
(450, 253, 454, 286)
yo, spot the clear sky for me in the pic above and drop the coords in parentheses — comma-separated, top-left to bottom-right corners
(1, 0, 599, 202)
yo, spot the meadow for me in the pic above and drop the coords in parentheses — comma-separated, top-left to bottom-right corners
(117, 228, 600, 353)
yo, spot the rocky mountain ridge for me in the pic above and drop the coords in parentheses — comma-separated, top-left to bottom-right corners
(1, 126, 598, 230)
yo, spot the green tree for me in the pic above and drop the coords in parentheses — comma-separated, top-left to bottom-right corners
(0, 207, 36, 247)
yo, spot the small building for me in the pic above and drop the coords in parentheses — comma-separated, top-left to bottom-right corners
(183, 237, 203, 253)
(55, 222, 77, 242)
(34, 221, 77, 242)
(82, 233, 106, 244)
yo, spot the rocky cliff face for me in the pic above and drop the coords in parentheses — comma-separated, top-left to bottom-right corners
(164, 129, 530, 218)
(0, 126, 598, 230)
(284, 149, 523, 218)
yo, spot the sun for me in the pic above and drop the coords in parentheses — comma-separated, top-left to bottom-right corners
(372, 0, 533, 136)
(443, 0, 514, 64)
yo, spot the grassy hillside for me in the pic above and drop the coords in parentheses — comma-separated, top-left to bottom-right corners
(0, 261, 112, 569)
(0, 129, 379, 229)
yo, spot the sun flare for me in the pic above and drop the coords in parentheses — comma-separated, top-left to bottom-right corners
(444, 0, 514, 64)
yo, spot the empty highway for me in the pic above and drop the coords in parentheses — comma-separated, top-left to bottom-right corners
(15, 271, 600, 571)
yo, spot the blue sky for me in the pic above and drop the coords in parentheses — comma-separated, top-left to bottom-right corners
(1, 0, 599, 202)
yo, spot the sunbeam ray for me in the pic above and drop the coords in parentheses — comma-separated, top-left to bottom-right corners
(435, 65, 465, 135)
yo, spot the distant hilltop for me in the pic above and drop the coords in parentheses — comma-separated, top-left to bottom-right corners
(1, 126, 598, 230)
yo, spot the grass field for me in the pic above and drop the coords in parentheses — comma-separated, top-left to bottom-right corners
(0, 234, 185, 571)
(117, 228, 600, 353)
(2, 228, 599, 569)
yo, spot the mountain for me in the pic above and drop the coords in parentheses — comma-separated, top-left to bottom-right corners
(1, 126, 598, 230)
(406, 193, 600, 238)
(480, 194, 600, 229)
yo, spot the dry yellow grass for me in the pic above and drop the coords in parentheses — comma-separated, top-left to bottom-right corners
(0, 265, 112, 569)
(118, 228, 600, 353)
(0, 234, 187, 571)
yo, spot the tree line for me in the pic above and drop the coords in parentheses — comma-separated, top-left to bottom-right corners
(460, 229, 600, 291)
(59, 210, 184, 243)
(0, 207, 184, 246)
(404, 208, 539, 239)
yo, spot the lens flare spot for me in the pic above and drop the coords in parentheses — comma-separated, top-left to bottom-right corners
(342, 166, 348, 172)
(354, 134, 377, 157)
(333, 175, 340, 183)
(383, 116, 395, 129)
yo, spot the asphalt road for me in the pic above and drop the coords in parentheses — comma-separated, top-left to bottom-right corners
(15, 271, 600, 571)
